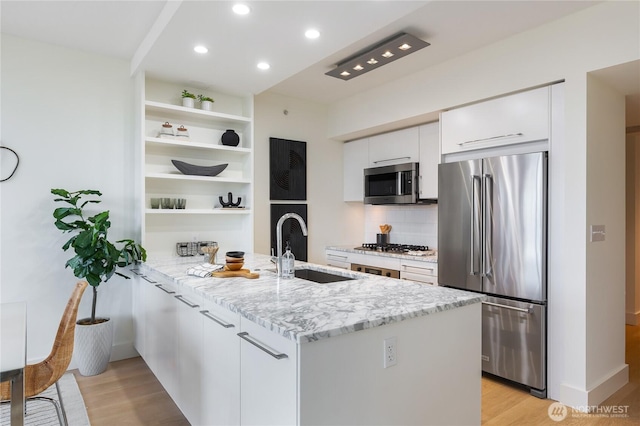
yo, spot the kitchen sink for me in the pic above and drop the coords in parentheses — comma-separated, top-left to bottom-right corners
(294, 268, 355, 284)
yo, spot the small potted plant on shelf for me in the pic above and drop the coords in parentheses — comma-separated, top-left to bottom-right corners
(198, 94, 215, 111)
(51, 188, 146, 376)
(181, 89, 196, 108)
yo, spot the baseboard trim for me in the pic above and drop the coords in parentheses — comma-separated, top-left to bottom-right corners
(558, 364, 629, 411)
(110, 341, 139, 362)
(625, 311, 640, 325)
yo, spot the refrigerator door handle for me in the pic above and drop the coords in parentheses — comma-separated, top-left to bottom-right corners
(482, 300, 533, 314)
(483, 173, 493, 279)
(470, 175, 481, 276)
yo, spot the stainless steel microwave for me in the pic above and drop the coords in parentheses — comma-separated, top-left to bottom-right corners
(363, 162, 418, 205)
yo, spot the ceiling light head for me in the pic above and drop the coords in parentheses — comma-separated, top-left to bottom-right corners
(305, 29, 320, 39)
(193, 45, 208, 54)
(233, 4, 251, 15)
(257, 62, 270, 70)
(326, 32, 430, 81)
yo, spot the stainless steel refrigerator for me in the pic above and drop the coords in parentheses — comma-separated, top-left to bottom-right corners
(438, 151, 547, 398)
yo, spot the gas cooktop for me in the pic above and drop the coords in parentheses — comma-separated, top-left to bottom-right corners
(354, 243, 430, 253)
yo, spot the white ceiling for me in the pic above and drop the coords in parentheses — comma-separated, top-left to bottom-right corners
(2, 0, 638, 122)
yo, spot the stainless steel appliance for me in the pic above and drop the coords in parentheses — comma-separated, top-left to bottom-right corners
(350, 263, 400, 278)
(438, 151, 547, 398)
(363, 162, 418, 205)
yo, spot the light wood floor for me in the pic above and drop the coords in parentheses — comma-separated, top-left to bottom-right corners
(74, 326, 640, 425)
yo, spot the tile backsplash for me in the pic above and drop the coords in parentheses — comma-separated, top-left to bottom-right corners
(363, 204, 438, 248)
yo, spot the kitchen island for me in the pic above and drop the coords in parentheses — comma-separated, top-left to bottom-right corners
(133, 253, 484, 425)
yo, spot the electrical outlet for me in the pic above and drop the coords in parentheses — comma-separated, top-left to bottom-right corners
(383, 337, 397, 368)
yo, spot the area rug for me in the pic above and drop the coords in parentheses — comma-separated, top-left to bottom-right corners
(1, 372, 90, 426)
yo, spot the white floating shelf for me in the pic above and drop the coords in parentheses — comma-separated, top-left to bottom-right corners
(145, 172, 251, 184)
(146, 208, 251, 215)
(145, 101, 251, 124)
(145, 137, 251, 153)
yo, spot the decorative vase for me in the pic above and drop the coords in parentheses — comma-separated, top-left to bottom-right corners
(182, 97, 195, 108)
(221, 129, 240, 147)
(75, 318, 113, 376)
(201, 100, 213, 111)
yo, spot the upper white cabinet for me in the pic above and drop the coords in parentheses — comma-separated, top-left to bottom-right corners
(343, 138, 369, 202)
(440, 86, 550, 155)
(368, 127, 419, 167)
(418, 122, 439, 199)
(140, 77, 254, 257)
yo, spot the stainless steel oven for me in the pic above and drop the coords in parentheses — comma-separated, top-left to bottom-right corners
(350, 263, 400, 279)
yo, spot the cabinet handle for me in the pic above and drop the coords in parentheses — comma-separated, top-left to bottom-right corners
(482, 301, 533, 314)
(457, 133, 523, 146)
(155, 284, 175, 294)
(175, 295, 199, 308)
(200, 310, 235, 328)
(131, 268, 143, 276)
(142, 276, 157, 283)
(372, 156, 411, 164)
(237, 332, 288, 360)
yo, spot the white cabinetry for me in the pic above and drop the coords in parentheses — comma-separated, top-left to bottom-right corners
(175, 290, 204, 425)
(144, 277, 178, 398)
(200, 299, 241, 426)
(343, 138, 369, 202)
(418, 122, 439, 199)
(440, 86, 550, 155)
(326, 249, 351, 269)
(368, 127, 419, 167)
(141, 78, 253, 257)
(239, 318, 297, 425)
(400, 260, 438, 285)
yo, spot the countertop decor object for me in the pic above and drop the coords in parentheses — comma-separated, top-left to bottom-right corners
(181, 89, 196, 108)
(171, 159, 228, 177)
(219, 191, 241, 207)
(221, 129, 239, 146)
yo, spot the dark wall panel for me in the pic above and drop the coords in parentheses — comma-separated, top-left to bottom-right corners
(270, 204, 308, 262)
(270, 137, 307, 201)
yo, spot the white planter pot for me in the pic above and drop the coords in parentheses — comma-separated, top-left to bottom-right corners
(201, 100, 213, 111)
(182, 97, 195, 108)
(75, 318, 113, 376)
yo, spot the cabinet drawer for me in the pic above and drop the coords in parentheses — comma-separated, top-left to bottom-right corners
(441, 87, 550, 155)
(326, 250, 350, 269)
(400, 262, 437, 276)
(401, 271, 438, 285)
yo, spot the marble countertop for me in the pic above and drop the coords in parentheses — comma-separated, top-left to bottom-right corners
(326, 245, 438, 263)
(140, 253, 481, 344)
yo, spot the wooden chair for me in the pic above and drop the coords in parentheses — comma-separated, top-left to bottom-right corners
(1, 281, 88, 425)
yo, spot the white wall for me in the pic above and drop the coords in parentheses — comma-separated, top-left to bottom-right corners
(253, 92, 363, 264)
(626, 131, 640, 325)
(324, 0, 640, 408)
(0, 35, 138, 365)
(585, 73, 628, 403)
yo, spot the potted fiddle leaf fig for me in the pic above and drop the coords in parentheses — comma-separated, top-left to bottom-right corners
(181, 89, 196, 108)
(51, 188, 146, 376)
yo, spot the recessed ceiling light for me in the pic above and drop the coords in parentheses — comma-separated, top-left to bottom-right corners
(233, 4, 251, 15)
(381, 51, 394, 58)
(340, 71, 350, 77)
(367, 58, 378, 65)
(194, 45, 208, 54)
(257, 62, 270, 70)
(353, 65, 364, 71)
(305, 29, 320, 39)
(399, 43, 412, 50)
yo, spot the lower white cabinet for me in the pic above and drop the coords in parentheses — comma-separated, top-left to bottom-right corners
(200, 299, 241, 426)
(175, 290, 204, 425)
(400, 260, 438, 285)
(325, 249, 350, 269)
(144, 278, 178, 398)
(239, 318, 297, 426)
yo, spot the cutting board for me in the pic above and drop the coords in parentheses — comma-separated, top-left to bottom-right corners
(212, 269, 260, 279)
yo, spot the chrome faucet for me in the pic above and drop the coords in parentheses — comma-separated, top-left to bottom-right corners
(274, 213, 308, 277)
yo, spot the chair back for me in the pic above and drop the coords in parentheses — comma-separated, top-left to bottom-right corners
(1, 281, 88, 399)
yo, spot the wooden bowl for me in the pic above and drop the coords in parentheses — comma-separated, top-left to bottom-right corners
(226, 256, 244, 263)
(225, 262, 244, 271)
